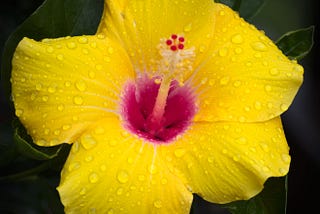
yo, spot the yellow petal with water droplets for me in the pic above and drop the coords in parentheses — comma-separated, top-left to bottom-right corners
(11, 35, 134, 147)
(191, 3, 303, 122)
(58, 118, 192, 214)
(98, 0, 216, 78)
(159, 117, 290, 203)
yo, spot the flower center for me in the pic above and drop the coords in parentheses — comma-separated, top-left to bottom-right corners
(121, 34, 197, 144)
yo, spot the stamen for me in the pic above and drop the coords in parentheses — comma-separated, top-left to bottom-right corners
(148, 34, 195, 129)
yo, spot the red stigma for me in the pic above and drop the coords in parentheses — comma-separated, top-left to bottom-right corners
(166, 34, 185, 51)
(170, 45, 178, 51)
(171, 34, 178, 39)
(166, 39, 173, 45)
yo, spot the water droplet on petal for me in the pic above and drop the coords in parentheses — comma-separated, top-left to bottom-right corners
(58, 104, 65, 111)
(278, 168, 287, 175)
(80, 187, 87, 195)
(76, 80, 87, 91)
(68, 162, 81, 171)
(281, 154, 291, 163)
(89, 172, 99, 183)
(231, 34, 243, 44)
(265, 85, 272, 92)
(57, 54, 64, 61)
(42, 96, 49, 102)
(183, 23, 192, 32)
(15, 109, 23, 117)
(48, 86, 56, 93)
(117, 170, 129, 183)
(81, 134, 97, 150)
(67, 42, 77, 49)
(251, 41, 268, 52)
(107, 209, 114, 214)
(153, 200, 162, 208)
(78, 37, 88, 44)
(220, 76, 230, 85)
(280, 103, 289, 111)
(260, 143, 270, 152)
(269, 68, 279, 76)
(46, 46, 54, 53)
(73, 96, 83, 105)
(254, 101, 262, 110)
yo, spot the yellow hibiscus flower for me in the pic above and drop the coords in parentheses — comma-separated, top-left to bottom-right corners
(11, 0, 303, 213)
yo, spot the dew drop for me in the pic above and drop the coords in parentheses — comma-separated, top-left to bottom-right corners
(15, 109, 23, 117)
(117, 170, 129, 183)
(254, 101, 262, 110)
(42, 96, 49, 102)
(65, 81, 72, 87)
(62, 124, 71, 130)
(148, 165, 158, 175)
(81, 134, 97, 150)
(48, 86, 56, 93)
(56, 54, 64, 61)
(260, 143, 270, 152)
(278, 168, 287, 175)
(116, 187, 123, 195)
(251, 41, 268, 52)
(78, 37, 88, 44)
(46, 46, 54, 53)
(79, 187, 86, 195)
(72, 142, 79, 153)
(88, 71, 96, 79)
(67, 42, 77, 49)
(207, 157, 214, 163)
(231, 34, 243, 44)
(58, 104, 65, 111)
(233, 80, 241, 87)
(85, 155, 93, 162)
(234, 47, 242, 54)
(75, 80, 87, 92)
(265, 85, 272, 92)
(281, 154, 291, 163)
(107, 209, 114, 214)
(138, 175, 145, 182)
(220, 76, 230, 85)
(68, 162, 81, 172)
(89, 172, 99, 183)
(73, 96, 83, 105)
(174, 148, 186, 158)
(269, 68, 279, 76)
(35, 83, 42, 91)
(153, 200, 162, 208)
(183, 23, 192, 32)
(280, 103, 289, 111)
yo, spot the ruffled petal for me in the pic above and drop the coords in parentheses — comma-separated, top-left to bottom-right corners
(159, 117, 290, 203)
(191, 3, 303, 122)
(97, 0, 216, 76)
(12, 35, 134, 146)
(58, 118, 192, 214)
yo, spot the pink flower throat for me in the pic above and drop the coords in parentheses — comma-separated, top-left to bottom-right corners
(121, 76, 197, 144)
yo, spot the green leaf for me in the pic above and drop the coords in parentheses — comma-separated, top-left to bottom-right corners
(1, 0, 104, 102)
(221, 176, 288, 214)
(13, 119, 64, 160)
(215, 0, 265, 20)
(276, 26, 314, 60)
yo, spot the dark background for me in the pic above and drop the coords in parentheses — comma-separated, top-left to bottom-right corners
(0, 0, 319, 213)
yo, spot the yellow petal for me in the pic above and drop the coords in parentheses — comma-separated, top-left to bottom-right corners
(98, 0, 216, 75)
(12, 35, 134, 146)
(191, 3, 303, 122)
(160, 117, 290, 203)
(58, 118, 192, 214)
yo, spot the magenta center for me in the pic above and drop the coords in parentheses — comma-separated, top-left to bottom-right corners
(121, 75, 197, 144)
